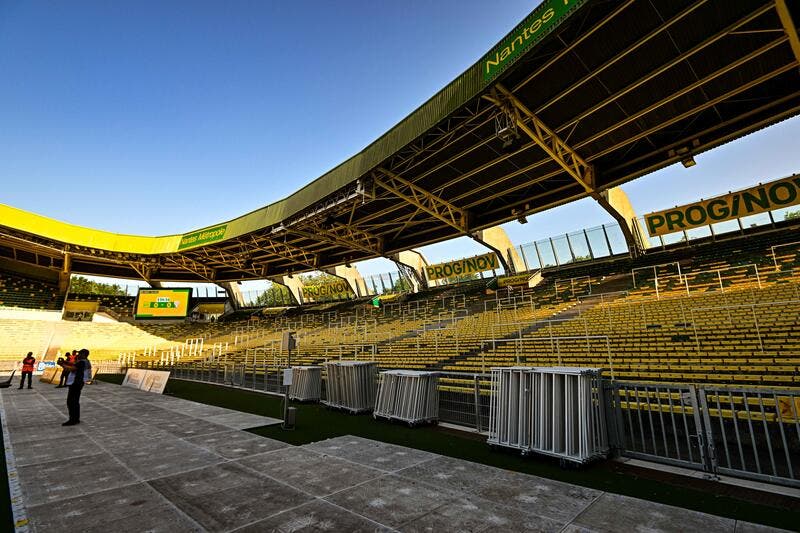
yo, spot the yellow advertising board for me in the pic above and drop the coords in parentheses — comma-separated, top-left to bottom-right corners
(644, 174, 800, 237)
(134, 288, 191, 319)
(426, 252, 499, 281)
(301, 280, 352, 300)
(497, 272, 534, 288)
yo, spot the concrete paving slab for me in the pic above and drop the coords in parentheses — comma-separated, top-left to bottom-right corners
(113, 437, 224, 479)
(152, 418, 234, 439)
(236, 447, 384, 496)
(12, 433, 102, 466)
(17, 452, 139, 506)
(469, 467, 600, 523)
(7, 424, 80, 446)
(26, 482, 202, 533)
(233, 499, 391, 533)
(204, 411, 282, 429)
(149, 462, 314, 531)
(304, 436, 437, 472)
(402, 495, 564, 533)
(325, 474, 459, 529)
(185, 430, 289, 460)
(159, 402, 238, 418)
(568, 492, 735, 532)
(396, 455, 512, 495)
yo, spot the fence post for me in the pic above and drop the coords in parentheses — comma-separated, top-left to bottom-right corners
(752, 304, 764, 353)
(473, 375, 481, 432)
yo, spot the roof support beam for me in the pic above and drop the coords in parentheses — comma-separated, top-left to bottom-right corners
(289, 221, 384, 258)
(164, 254, 216, 282)
(487, 83, 640, 254)
(491, 84, 596, 193)
(243, 235, 319, 271)
(776, 0, 800, 67)
(373, 168, 470, 233)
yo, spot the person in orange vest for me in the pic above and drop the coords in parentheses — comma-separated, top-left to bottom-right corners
(57, 350, 78, 388)
(19, 352, 35, 390)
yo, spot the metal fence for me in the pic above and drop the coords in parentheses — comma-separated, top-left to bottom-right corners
(162, 362, 492, 431)
(608, 380, 800, 487)
(137, 362, 800, 487)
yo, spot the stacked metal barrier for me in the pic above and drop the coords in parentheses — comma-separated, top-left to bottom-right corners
(489, 366, 608, 463)
(288, 366, 322, 401)
(374, 370, 439, 425)
(323, 361, 378, 413)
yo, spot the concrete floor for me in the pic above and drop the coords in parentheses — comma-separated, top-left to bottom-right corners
(0, 382, 787, 532)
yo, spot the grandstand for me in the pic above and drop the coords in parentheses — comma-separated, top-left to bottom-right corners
(1, 0, 800, 530)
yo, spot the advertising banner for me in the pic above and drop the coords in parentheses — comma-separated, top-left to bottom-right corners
(497, 272, 534, 288)
(644, 174, 800, 237)
(426, 252, 499, 281)
(301, 280, 352, 300)
(122, 368, 147, 389)
(123, 369, 170, 394)
(482, 0, 586, 82)
(178, 224, 228, 250)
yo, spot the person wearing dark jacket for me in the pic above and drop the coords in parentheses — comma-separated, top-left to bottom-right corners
(58, 349, 91, 426)
(19, 352, 35, 389)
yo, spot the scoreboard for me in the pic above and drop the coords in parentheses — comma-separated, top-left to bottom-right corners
(134, 288, 191, 319)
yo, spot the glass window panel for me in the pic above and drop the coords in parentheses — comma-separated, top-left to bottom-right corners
(586, 226, 611, 258)
(567, 231, 591, 262)
(520, 243, 541, 270)
(661, 232, 687, 246)
(771, 206, 800, 222)
(685, 225, 712, 241)
(536, 240, 558, 268)
(710, 219, 740, 237)
(551, 235, 573, 265)
(604, 224, 629, 254)
(739, 212, 772, 229)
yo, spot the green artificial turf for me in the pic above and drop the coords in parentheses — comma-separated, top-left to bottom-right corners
(91, 375, 800, 530)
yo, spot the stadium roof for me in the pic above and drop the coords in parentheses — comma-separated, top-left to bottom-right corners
(2, 0, 799, 282)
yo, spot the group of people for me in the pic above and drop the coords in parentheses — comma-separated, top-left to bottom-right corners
(18, 348, 92, 426)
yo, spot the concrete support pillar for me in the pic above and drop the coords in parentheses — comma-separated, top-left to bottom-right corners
(324, 265, 367, 298)
(472, 226, 525, 274)
(220, 282, 246, 309)
(599, 187, 651, 252)
(270, 275, 305, 305)
(391, 250, 429, 292)
(59, 253, 72, 295)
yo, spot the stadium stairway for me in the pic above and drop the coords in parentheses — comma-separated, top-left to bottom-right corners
(432, 294, 611, 370)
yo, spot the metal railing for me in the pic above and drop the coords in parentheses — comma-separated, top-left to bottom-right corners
(142, 361, 800, 487)
(608, 380, 800, 487)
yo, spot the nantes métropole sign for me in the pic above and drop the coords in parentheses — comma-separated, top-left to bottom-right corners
(482, 0, 586, 82)
(426, 252, 499, 281)
(644, 174, 800, 237)
(178, 224, 228, 250)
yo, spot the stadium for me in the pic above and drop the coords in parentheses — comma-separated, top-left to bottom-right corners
(1, 0, 800, 531)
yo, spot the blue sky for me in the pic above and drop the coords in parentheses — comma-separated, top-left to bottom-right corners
(2, 0, 799, 286)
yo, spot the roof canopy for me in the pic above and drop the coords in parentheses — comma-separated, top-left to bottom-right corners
(2, 0, 799, 281)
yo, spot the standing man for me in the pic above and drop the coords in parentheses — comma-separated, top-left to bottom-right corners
(18, 352, 35, 389)
(58, 349, 91, 426)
